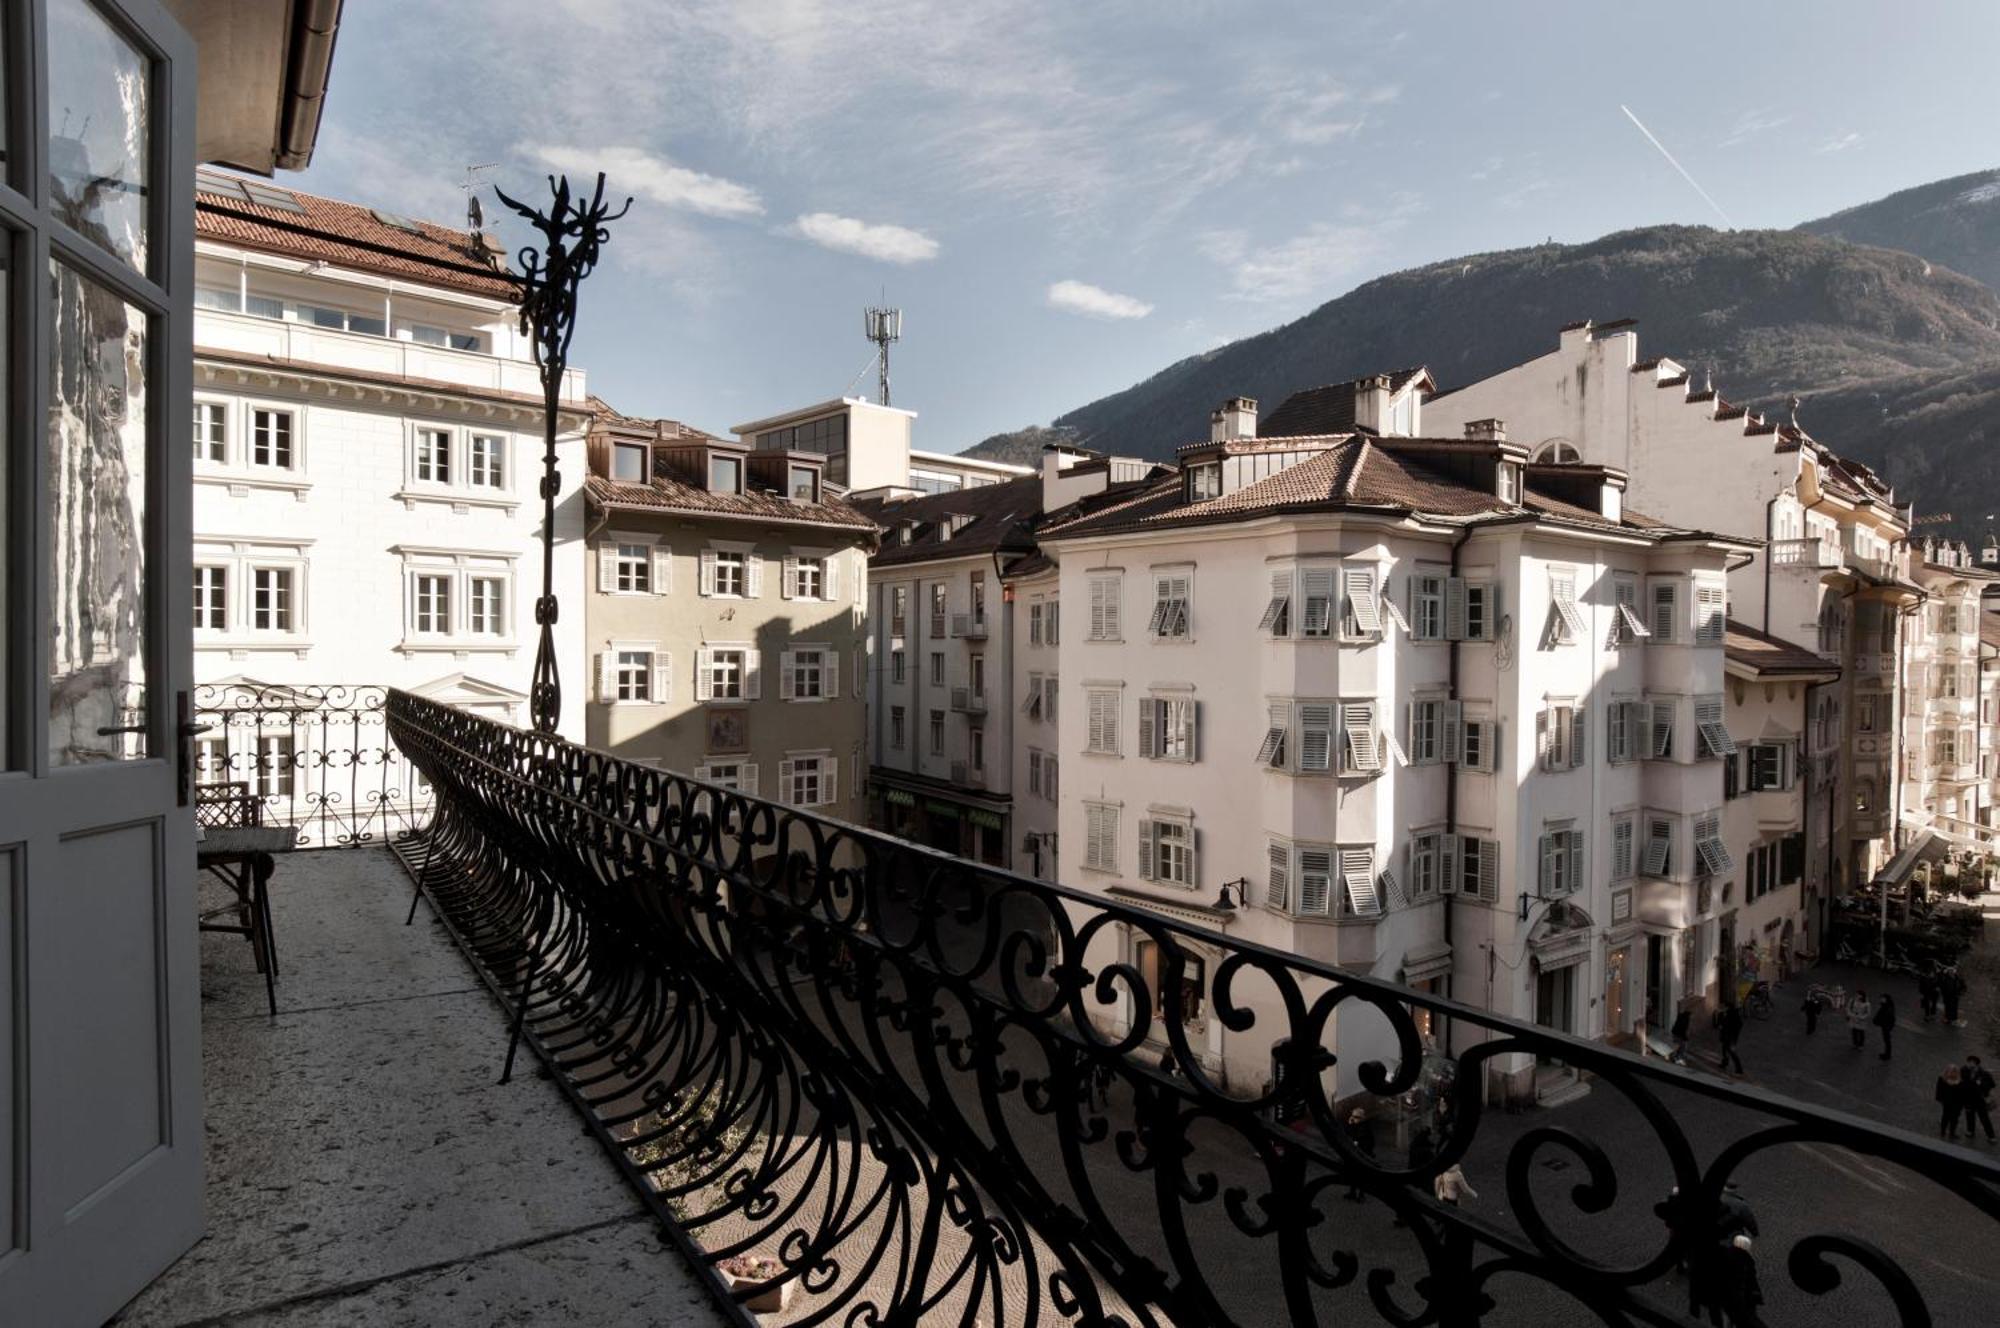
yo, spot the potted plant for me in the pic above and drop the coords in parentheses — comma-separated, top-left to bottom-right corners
(717, 1254, 793, 1313)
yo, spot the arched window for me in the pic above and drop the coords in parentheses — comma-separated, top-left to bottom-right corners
(1534, 440, 1582, 465)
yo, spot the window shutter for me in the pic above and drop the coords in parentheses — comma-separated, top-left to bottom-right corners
(1444, 576, 1468, 640)
(1652, 702, 1674, 758)
(650, 546, 672, 595)
(1298, 850, 1332, 915)
(1137, 820, 1156, 879)
(1345, 568, 1381, 634)
(780, 651, 797, 700)
(1569, 708, 1587, 770)
(778, 759, 794, 802)
(781, 556, 799, 599)
(1538, 834, 1554, 895)
(853, 645, 865, 699)
(739, 763, 759, 796)
(1267, 842, 1290, 909)
(1536, 708, 1551, 771)
(1188, 827, 1200, 887)
(1257, 702, 1290, 768)
(1651, 583, 1676, 641)
(653, 653, 671, 702)
(825, 651, 840, 698)
(1568, 830, 1585, 883)
(1613, 819, 1633, 879)
(597, 543, 617, 592)
(1138, 698, 1158, 759)
(823, 757, 838, 806)
(694, 648, 712, 701)
(746, 554, 764, 598)
(1442, 701, 1463, 764)
(1341, 849, 1380, 916)
(594, 652, 609, 703)
(1477, 839, 1499, 901)
(1182, 700, 1199, 763)
(1259, 570, 1292, 633)
(699, 550, 718, 596)
(1442, 833, 1461, 894)
(826, 557, 841, 602)
(744, 650, 763, 699)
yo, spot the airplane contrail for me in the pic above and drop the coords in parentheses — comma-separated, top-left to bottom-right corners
(1620, 104, 1734, 229)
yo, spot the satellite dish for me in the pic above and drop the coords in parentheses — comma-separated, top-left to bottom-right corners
(467, 195, 484, 231)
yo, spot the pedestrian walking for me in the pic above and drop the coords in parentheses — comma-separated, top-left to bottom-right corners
(1937, 1065, 1965, 1139)
(1873, 992, 1897, 1060)
(1343, 1107, 1375, 1201)
(1433, 1163, 1477, 1208)
(1716, 1002, 1746, 1075)
(1848, 990, 1872, 1051)
(1801, 988, 1824, 1035)
(1670, 1006, 1694, 1065)
(1711, 1233, 1766, 1327)
(1940, 967, 1965, 1027)
(1919, 969, 1939, 1023)
(1965, 1055, 1997, 1143)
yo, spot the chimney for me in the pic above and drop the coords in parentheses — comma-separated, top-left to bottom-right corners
(1352, 375, 1392, 433)
(1464, 419, 1507, 443)
(1600, 473, 1625, 523)
(1981, 533, 1997, 566)
(1210, 396, 1258, 442)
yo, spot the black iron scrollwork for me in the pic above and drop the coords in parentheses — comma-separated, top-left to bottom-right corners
(385, 689, 2000, 1327)
(490, 173, 630, 735)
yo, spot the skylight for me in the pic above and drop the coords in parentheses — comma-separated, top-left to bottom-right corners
(370, 209, 423, 234)
(196, 168, 305, 214)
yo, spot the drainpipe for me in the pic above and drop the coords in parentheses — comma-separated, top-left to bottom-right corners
(1763, 496, 1779, 634)
(1443, 523, 1475, 1054)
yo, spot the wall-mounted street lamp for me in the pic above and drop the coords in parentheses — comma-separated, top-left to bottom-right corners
(1214, 878, 1251, 911)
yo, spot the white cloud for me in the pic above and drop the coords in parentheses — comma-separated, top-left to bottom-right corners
(792, 212, 939, 264)
(1816, 131, 1864, 154)
(1204, 194, 1422, 304)
(1261, 75, 1396, 147)
(1718, 107, 1791, 149)
(526, 144, 763, 219)
(1047, 280, 1153, 320)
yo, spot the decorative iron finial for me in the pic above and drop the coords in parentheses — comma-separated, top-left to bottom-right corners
(492, 173, 631, 735)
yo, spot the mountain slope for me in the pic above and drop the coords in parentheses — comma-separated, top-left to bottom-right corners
(981, 225, 2000, 463)
(1798, 167, 2000, 291)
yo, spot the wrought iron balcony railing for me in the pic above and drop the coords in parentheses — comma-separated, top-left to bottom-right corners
(385, 687, 2000, 1327)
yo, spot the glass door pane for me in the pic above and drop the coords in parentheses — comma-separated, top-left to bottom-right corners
(47, 0, 151, 273)
(47, 259, 149, 764)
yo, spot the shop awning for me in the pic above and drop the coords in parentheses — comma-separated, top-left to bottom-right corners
(1873, 831, 1948, 888)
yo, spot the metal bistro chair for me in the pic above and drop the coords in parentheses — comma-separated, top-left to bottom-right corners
(195, 781, 282, 1014)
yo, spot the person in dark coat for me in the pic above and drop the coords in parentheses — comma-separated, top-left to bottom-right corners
(1938, 1064, 1965, 1140)
(1670, 1006, 1694, 1065)
(1711, 1233, 1766, 1327)
(1965, 1056, 1997, 1143)
(1873, 992, 1897, 1060)
(1940, 967, 1965, 1027)
(1801, 988, 1824, 1035)
(1919, 970, 1940, 1022)
(1343, 1107, 1376, 1201)
(1716, 1003, 1745, 1075)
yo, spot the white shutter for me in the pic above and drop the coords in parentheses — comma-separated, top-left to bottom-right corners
(744, 649, 763, 699)
(1181, 700, 1199, 763)
(1569, 708, 1587, 770)
(740, 763, 759, 796)
(1442, 834, 1461, 895)
(778, 759, 794, 803)
(1442, 700, 1463, 764)
(594, 651, 609, 703)
(650, 546, 672, 595)
(781, 556, 799, 599)
(1444, 577, 1468, 640)
(1344, 568, 1381, 635)
(1643, 822, 1670, 877)
(1137, 820, 1155, 879)
(1267, 842, 1290, 909)
(597, 543, 617, 592)
(1652, 702, 1674, 758)
(1477, 838, 1498, 901)
(1536, 708, 1551, 770)
(1341, 849, 1380, 916)
(1298, 850, 1332, 915)
(826, 557, 841, 602)
(652, 653, 672, 702)
(1568, 830, 1585, 889)
(823, 757, 838, 806)
(780, 651, 797, 700)
(699, 550, 718, 597)
(1538, 834, 1554, 895)
(825, 650, 840, 698)
(1613, 819, 1634, 879)
(1257, 702, 1290, 768)
(1340, 703, 1378, 772)
(746, 554, 765, 598)
(1259, 570, 1291, 633)
(694, 648, 712, 702)
(1137, 698, 1157, 758)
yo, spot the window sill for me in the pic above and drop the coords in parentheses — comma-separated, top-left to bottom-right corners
(196, 469, 311, 498)
(394, 488, 519, 514)
(1083, 749, 1122, 759)
(784, 696, 831, 704)
(196, 636, 312, 653)
(397, 639, 518, 655)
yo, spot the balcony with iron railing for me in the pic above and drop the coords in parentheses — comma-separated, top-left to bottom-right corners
(138, 684, 2000, 1326)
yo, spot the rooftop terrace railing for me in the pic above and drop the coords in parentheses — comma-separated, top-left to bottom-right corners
(385, 687, 2000, 1327)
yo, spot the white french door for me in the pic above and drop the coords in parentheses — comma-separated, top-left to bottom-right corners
(0, 2, 203, 1324)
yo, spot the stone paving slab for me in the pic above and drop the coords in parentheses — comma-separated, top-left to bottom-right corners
(117, 847, 727, 1327)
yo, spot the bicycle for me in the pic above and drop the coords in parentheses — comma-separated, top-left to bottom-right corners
(1744, 981, 1774, 1020)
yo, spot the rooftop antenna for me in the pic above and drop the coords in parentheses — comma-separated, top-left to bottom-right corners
(463, 162, 499, 232)
(863, 304, 901, 406)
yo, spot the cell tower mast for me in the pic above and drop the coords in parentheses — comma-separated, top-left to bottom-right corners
(863, 306, 901, 406)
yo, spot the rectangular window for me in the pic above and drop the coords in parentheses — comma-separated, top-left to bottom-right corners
(1747, 743, 1786, 791)
(1547, 572, 1584, 645)
(1610, 575, 1650, 646)
(1409, 697, 1460, 765)
(929, 652, 945, 685)
(1538, 826, 1583, 897)
(1045, 756, 1059, 802)
(791, 557, 825, 600)
(1139, 818, 1197, 887)
(1299, 568, 1336, 638)
(891, 706, 906, 749)
(1695, 699, 1735, 760)
(1149, 573, 1191, 640)
(468, 577, 504, 635)
(1027, 749, 1042, 794)
(468, 434, 505, 488)
(1411, 572, 1444, 641)
(193, 565, 227, 631)
(1340, 702, 1379, 774)
(970, 727, 985, 772)
(783, 754, 833, 806)
(1694, 585, 1726, 644)
(971, 654, 986, 698)
(1459, 580, 1496, 642)
(703, 649, 747, 700)
(710, 455, 742, 493)
(1540, 703, 1585, 770)
(1608, 700, 1635, 764)
(1086, 689, 1121, 755)
(1088, 575, 1122, 640)
(788, 648, 827, 700)
(1298, 848, 1334, 915)
(1694, 813, 1732, 876)
(1138, 696, 1198, 762)
(412, 573, 450, 635)
(788, 465, 818, 502)
(1461, 716, 1493, 772)
(415, 427, 451, 483)
(614, 542, 650, 593)
(891, 585, 909, 637)
(1612, 814, 1636, 880)
(891, 649, 906, 684)
(255, 734, 296, 799)
(1344, 567, 1383, 639)
(930, 710, 945, 754)
(1023, 674, 1045, 720)
(1643, 816, 1674, 877)
(1340, 848, 1381, 917)
(192, 400, 226, 462)
(1650, 580, 1680, 642)
(1047, 600, 1060, 644)
(1411, 831, 1440, 898)
(615, 650, 653, 702)
(612, 442, 648, 482)
(713, 552, 746, 598)
(252, 567, 295, 632)
(1649, 700, 1676, 760)
(1256, 700, 1291, 769)
(1045, 679, 1058, 722)
(251, 408, 294, 469)
(931, 584, 949, 637)
(1029, 602, 1045, 645)
(1259, 570, 1293, 638)
(1457, 836, 1497, 899)
(1085, 804, 1118, 872)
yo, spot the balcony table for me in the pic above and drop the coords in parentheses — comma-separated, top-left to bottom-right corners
(197, 825, 298, 1016)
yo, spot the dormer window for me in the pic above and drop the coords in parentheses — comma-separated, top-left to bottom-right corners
(710, 455, 742, 494)
(1497, 462, 1521, 504)
(788, 465, 819, 502)
(1188, 463, 1221, 502)
(612, 442, 649, 482)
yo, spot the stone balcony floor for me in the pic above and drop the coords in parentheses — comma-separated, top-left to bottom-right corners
(113, 846, 729, 1327)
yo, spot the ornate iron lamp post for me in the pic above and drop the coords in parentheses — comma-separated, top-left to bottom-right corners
(492, 173, 630, 735)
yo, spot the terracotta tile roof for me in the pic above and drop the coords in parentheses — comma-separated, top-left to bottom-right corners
(588, 395, 720, 442)
(196, 174, 518, 300)
(1726, 620, 1840, 675)
(1001, 551, 1057, 580)
(1258, 367, 1429, 439)
(850, 475, 1043, 568)
(584, 472, 875, 532)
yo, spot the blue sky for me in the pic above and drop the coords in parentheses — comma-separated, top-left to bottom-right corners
(295, 0, 2000, 452)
